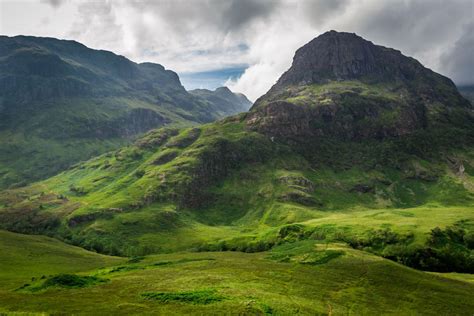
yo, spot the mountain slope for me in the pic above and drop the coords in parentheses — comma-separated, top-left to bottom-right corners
(0, 31, 473, 275)
(0, 36, 250, 188)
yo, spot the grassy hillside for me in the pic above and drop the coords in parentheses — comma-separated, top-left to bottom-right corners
(0, 114, 472, 273)
(0, 231, 472, 315)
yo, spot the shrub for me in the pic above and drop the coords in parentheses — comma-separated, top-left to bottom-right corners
(141, 289, 225, 304)
(43, 274, 105, 288)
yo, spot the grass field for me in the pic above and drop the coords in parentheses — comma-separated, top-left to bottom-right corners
(0, 230, 473, 315)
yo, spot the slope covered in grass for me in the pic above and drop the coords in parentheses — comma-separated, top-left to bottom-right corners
(0, 113, 472, 272)
(0, 235, 472, 315)
(0, 230, 123, 289)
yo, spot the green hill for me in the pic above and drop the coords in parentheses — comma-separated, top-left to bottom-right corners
(0, 36, 250, 189)
(0, 229, 123, 290)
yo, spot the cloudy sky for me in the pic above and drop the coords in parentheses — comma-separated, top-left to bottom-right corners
(1, 0, 473, 100)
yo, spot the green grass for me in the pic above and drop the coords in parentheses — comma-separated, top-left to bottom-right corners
(0, 231, 473, 315)
(285, 81, 400, 106)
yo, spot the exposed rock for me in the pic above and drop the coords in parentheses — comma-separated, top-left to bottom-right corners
(279, 175, 315, 193)
(151, 150, 179, 165)
(350, 184, 375, 194)
(257, 31, 469, 103)
(68, 208, 123, 227)
(278, 191, 321, 207)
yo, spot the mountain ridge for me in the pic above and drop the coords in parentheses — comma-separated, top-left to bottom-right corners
(189, 86, 252, 115)
(0, 35, 252, 188)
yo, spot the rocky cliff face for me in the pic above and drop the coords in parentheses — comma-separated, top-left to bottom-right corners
(248, 31, 472, 142)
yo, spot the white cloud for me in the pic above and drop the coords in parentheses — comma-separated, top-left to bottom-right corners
(0, 0, 473, 101)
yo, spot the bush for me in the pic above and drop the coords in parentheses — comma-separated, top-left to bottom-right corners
(345, 228, 413, 250)
(141, 289, 225, 305)
(383, 225, 474, 273)
(43, 274, 104, 288)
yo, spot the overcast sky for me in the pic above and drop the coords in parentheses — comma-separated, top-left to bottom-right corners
(1, 0, 473, 100)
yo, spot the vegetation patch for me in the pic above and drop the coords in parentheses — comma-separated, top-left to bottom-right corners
(141, 289, 225, 305)
(127, 256, 145, 264)
(152, 258, 215, 267)
(383, 224, 474, 273)
(17, 274, 107, 292)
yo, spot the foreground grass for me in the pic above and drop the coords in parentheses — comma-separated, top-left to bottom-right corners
(0, 230, 473, 315)
(0, 230, 123, 290)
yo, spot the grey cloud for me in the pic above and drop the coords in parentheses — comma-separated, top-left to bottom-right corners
(68, 1, 124, 50)
(300, 0, 351, 26)
(127, 0, 279, 34)
(440, 22, 474, 85)
(342, 0, 472, 56)
(223, 0, 278, 31)
(41, 0, 65, 8)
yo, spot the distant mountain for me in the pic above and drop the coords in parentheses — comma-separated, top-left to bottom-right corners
(1, 31, 472, 280)
(0, 36, 250, 188)
(189, 86, 252, 116)
(458, 85, 474, 104)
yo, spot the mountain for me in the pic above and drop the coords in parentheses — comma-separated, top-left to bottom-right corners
(189, 86, 252, 116)
(0, 30, 473, 275)
(249, 30, 471, 142)
(0, 36, 250, 188)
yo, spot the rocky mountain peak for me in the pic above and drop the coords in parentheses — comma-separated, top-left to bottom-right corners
(248, 31, 472, 142)
(268, 30, 427, 92)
